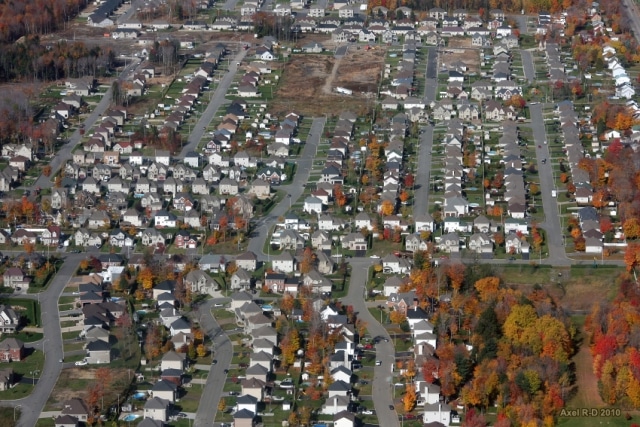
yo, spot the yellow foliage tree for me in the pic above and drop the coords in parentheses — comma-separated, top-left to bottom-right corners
(137, 267, 154, 290)
(196, 344, 207, 358)
(474, 277, 500, 302)
(389, 310, 406, 324)
(403, 384, 417, 412)
(380, 199, 395, 216)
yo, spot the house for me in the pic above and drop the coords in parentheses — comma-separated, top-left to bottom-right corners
(0, 338, 24, 362)
(86, 339, 111, 364)
(0, 305, 20, 333)
(382, 254, 411, 274)
(231, 268, 252, 291)
(154, 210, 177, 228)
(271, 252, 296, 273)
(439, 232, 460, 253)
(334, 411, 356, 427)
(61, 398, 90, 422)
(152, 379, 178, 403)
(424, 402, 452, 425)
(53, 414, 79, 427)
(219, 178, 239, 195)
(184, 269, 216, 295)
(406, 234, 429, 252)
(3, 268, 29, 290)
(355, 212, 372, 230)
(144, 397, 170, 421)
(303, 196, 323, 214)
(233, 409, 256, 427)
(468, 233, 493, 254)
(241, 377, 266, 402)
(322, 395, 350, 415)
(341, 233, 367, 251)
(235, 251, 258, 271)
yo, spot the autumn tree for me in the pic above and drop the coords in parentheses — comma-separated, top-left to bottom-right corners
(137, 267, 155, 291)
(299, 247, 315, 274)
(279, 329, 300, 369)
(403, 383, 417, 411)
(380, 199, 395, 216)
(389, 310, 407, 324)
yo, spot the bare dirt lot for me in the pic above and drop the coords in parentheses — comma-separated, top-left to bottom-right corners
(46, 368, 132, 411)
(270, 46, 386, 117)
(440, 42, 480, 74)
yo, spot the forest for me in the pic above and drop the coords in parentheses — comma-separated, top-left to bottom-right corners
(394, 262, 576, 426)
(0, 0, 87, 43)
(586, 279, 640, 407)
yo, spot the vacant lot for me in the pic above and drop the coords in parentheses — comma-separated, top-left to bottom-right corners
(46, 368, 132, 411)
(440, 45, 480, 74)
(270, 47, 385, 117)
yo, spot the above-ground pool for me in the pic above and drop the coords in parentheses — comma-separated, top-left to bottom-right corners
(122, 414, 140, 422)
(132, 392, 147, 400)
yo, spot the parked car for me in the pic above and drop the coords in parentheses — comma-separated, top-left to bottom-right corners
(75, 359, 88, 366)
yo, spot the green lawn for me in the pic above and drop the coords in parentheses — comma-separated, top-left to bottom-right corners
(0, 350, 45, 399)
(2, 331, 43, 342)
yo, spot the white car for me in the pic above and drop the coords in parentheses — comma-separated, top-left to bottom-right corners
(362, 409, 374, 415)
(75, 359, 88, 366)
(369, 255, 380, 259)
(375, 360, 382, 366)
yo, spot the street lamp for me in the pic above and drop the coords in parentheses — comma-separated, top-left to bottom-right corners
(13, 405, 21, 421)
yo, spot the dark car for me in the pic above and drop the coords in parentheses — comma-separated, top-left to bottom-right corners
(212, 359, 217, 365)
(223, 369, 229, 374)
(389, 405, 395, 410)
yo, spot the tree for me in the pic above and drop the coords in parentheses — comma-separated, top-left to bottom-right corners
(218, 399, 227, 412)
(390, 310, 407, 324)
(299, 247, 315, 274)
(624, 217, 640, 239)
(403, 383, 417, 411)
(279, 329, 300, 368)
(380, 199, 394, 216)
(42, 165, 51, 177)
(399, 190, 409, 203)
(196, 344, 207, 357)
(137, 267, 154, 290)
(474, 277, 500, 302)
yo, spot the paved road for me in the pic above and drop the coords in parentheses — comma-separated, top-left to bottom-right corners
(413, 126, 434, 217)
(621, 0, 640, 43)
(179, 48, 247, 158)
(247, 117, 325, 260)
(0, 253, 85, 427)
(528, 104, 569, 265)
(191, 299, 233, 427)
(521, 50, 535, 83)
(32, 59, 141, 190)
(341, 260, 399, 427)
(222, 0, 240, 12)
(510, 14, 529, 35)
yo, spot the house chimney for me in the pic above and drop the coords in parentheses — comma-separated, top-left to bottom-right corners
(413, 298, 419, 309)
(334, 396, 337, 413)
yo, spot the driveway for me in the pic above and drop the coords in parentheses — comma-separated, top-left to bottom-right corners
(0, 253, 85, 427)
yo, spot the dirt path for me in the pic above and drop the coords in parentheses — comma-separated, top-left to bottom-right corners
(321, 55, 342, 94)
(570, 329, 605, 408)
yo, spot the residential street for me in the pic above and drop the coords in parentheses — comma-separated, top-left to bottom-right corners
(521, 50, 535, 83)
(191, 299, 233, 427)
(247, 117, 326, 261)
(179, 48, 248, 158)
(342, 260, 399, 427)
(32, 59, 141, 190)
(528, 104, 570, 265)
(0, 253, 85, 427)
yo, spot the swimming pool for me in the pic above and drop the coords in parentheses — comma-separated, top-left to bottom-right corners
(122, 414, 140, 422)
(132, 392, 147, 400)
